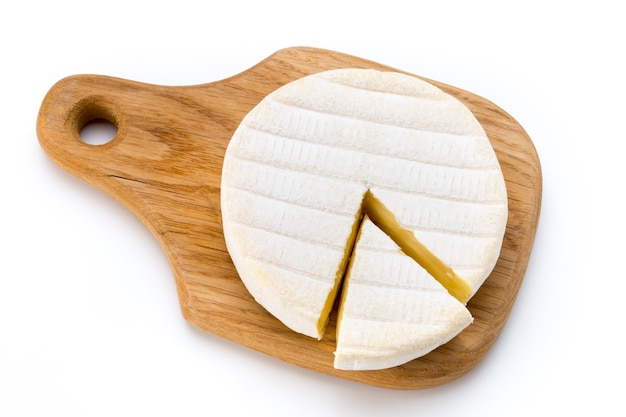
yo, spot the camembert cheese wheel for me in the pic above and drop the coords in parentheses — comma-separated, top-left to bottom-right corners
(220, 68, 507, 368)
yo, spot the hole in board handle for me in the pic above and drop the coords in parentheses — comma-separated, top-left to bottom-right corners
(79, 118, 118, 145)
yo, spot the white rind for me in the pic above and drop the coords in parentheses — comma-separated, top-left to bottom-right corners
(221, 68, 508, 345)
(334, 217, 473, 371)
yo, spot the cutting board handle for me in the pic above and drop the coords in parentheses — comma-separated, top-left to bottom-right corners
(36, 70, 248, 210)
(38, 75, 116, 160)
(38, 75, 168, 184)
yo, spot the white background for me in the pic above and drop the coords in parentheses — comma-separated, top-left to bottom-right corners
(1, 1, 623, 415)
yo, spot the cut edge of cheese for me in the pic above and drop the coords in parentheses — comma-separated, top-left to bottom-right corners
(314, 205, 364, 338)
(363, 191, 473, 304)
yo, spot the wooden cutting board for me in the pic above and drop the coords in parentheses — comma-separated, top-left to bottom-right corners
(37, 47, 542, 390)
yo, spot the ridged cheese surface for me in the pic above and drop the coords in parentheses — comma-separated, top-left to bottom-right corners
(221, 69, 507, 348)
(335, 217, 473, 370)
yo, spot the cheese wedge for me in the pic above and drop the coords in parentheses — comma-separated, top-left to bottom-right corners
(335, 216, 473, 370)
(221, 69, 507, 352)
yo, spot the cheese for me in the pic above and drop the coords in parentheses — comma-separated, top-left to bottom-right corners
(335, 216, 473, 370)
(220, 68, 508, 364)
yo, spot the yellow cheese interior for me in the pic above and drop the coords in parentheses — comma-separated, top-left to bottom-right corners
(316, 206, 363, 336)
(363, 191, 472, 304)
(334, 222, 363, 339)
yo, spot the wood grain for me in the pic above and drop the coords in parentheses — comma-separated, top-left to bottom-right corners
(36, 47, 542, 389)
